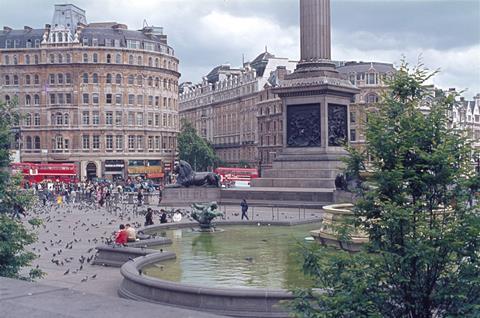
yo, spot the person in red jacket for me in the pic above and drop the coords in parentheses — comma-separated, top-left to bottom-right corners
(115, 224, 128, 245)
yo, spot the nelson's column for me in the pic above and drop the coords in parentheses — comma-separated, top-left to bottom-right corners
(251, 0, 359, 203)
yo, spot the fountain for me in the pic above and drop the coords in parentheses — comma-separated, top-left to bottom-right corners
(189, 202, 223, 232)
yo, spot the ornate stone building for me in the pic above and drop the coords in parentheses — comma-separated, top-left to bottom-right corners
(179, 51, 296, 167)
(0, 4, 180, 180)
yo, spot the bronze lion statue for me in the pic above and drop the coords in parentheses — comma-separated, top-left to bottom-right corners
(167, 160, 220, 188)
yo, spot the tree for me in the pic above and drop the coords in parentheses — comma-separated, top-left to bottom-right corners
(290, 63, 480, 317)
(0, 100, 42, 280)
(177, 119, 219, 171)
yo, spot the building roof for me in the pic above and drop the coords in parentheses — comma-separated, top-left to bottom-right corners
(337, 61, 395, 74)
(250, 50, 275, 77)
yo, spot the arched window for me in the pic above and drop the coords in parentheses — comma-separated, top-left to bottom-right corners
(34, 75, 39, 85)
(25, 114, 32, 126)
(137, 56, 142, 65)
(106, 54, 111, 63)
(26, 136, 32, 149)
(4, 55, 9, 65)
(106, 73, 112, 84)
(93, 53, 98, 63)
(137, 75, 143, 86)
(5, 75, 10, 85)
(64, 113, 69, 125)
(13, 75, 18, 85)
(49, 54, 55, 63)
(168, 61, 171, 69)
(83, 53, 88, 63)
(57, 73, 64, 84)
(25, 75, 31, 85)
(148, 77, 153, 86)
(34, 94, 40, 105)
(25, 94, 31, 106)
(128, 75, 134, 85)
(34, 114, 40, 125)
(66, 54, 71, 63)
(13, 55, 18, 65)
(163, 78, 167, 88)
(82, 73, 89, 84)
(34, 136, 40, 149)
(92, 73, 98, 84)
(115, 53, 121, 64)
(56, 112, 63, 125)
(155, 77, 159, 87)
(148, 57, 153, 67)
(34, 55, 39, 64)
(5, 95, 10, 105)
(155, 58, 159, 68)
(58, 54, 63, 63)
(25, 55, 30, 65)
(115, 74, 122, 85)
(163, 59, 166, 68)
(128, 55, 133, 64)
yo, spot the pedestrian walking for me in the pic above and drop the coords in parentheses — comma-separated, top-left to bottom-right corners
(241, 199, 249, 220)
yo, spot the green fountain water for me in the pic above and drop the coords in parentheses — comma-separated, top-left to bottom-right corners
(143, 223, 322, 289)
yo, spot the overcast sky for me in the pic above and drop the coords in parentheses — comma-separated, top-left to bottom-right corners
(1, 0, 479, 98)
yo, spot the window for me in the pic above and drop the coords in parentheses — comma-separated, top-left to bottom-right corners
(83, 53, 88, 63)
(115, 135, 123, 150)
(105, 39, 112, 47)
(106, 54, 111, 63)
(54, 136, 63, 150)
(106, 112, 113, 125)
(106, 73, 112, 84)
(137, 75, 143, 86)
(155, 114, 160, 126)
(115, 94, 122, 105)
(128, 55, 134, 64)
(155, 136, 160, 150)
(65, 93, 72, 104)
(115, 112, 122, 126)
(155, 96, 159, 106)
(25, 75, 31, 85)
(137, 136, 144, 149)
(148, 77, 153, 86)
(93, 53, 98, 63)
(106, 135, 113, 149)
(34, 95, 40, 105)
(25, 114, 32, 126)
(49, 74, 55, 85)
(115, 74, 122, 84)
(82, 73, 88, 84)
(155, 58, 159, 67)
(350, 129, 356, 141)
(58, 54, 63, 63)
(34, 136, 40, 149)
(25, 95, 31, 106)
(155, 77, 160, 87)
(137, 95, 143, 105)
(92, 93, 99, 105)
(114, 39, 120, 47)
(4, 55, 9, 65)
(148, 96, 153, 106)
(128, 94, 135, 105)
(82, 93, 89, 104)
(92, 73, 98, 84)
(50, 94, 56, 104)
(350, 112, 356, 123)
(106, 94, 112, 104)
(366, 93, 379, 103)
(49, 54, 55, 63)
(148, 136, 154, 150)
(34, 114, 40, 126)
(367, 73, 377, 85)
(92, 135, 100, 149)
(128, 75, 134, 85)
(82, 111, 89, 125)
(82, 135, 90, 149)
(4, 75, 10, 85)
(92, 111, 99, 125)
(64, 139, 69, 150)
(147, 113, 153, 126)
(128, 135, 135, 149)
(137, 56, 142, 65)
(25, 55, 30, 64)
(26, 136, 32, 149)
(34, 55, 39, 64)
(148, 57, 153, 67)
(65, 73, 71, 84)
(145, 42, 155, 51)
(13, 75, 18, 85)
(115, 53, 121, 64)
(64, 113, 69, 125)
(66, 54, 71, 63)
(57, 93, 64, 104)
(136, 113, 143, 126)
(128, 112, 134, 126)
(56, 113, 63, 125)
(127, 40, 140, 49)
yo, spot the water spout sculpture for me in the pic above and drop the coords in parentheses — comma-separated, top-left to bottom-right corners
(190, 202, 223, 231)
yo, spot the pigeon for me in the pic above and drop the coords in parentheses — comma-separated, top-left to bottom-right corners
(63, 269, 70, 275)
(81, 276, 88, 282)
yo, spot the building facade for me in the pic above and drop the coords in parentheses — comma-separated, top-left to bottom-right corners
(179, 51, 296, 167)
(0, 4, 180, 181)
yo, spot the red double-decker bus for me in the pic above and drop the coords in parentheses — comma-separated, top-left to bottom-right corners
(214, 167, 259, 187)
(10, 162, 78, 184)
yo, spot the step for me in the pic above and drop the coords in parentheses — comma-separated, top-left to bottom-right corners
(251, 177, 335, 188)
(220, 187, 334, 203)
(262, 169, 337, 179)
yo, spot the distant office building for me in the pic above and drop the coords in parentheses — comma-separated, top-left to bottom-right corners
(179, 50, 296, 167)
(0, 4, 180, 181)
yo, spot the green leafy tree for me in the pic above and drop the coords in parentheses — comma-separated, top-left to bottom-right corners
(178, 119, 219, 171)
(0, 100, 43, 280)
(290, 63, 480, 317)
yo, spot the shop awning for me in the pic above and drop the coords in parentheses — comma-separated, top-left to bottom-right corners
(146, 173, 164, 179)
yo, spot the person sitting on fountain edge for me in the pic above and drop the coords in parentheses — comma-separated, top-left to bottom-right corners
(115, 224, 128, 245)
(145, 208, 154, 226)
(125, 224, 137, 242)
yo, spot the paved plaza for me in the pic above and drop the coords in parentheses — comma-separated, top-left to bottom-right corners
(4, 198, 323, 317)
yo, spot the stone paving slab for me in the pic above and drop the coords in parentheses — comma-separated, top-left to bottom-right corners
(0, 277, 227, 318)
